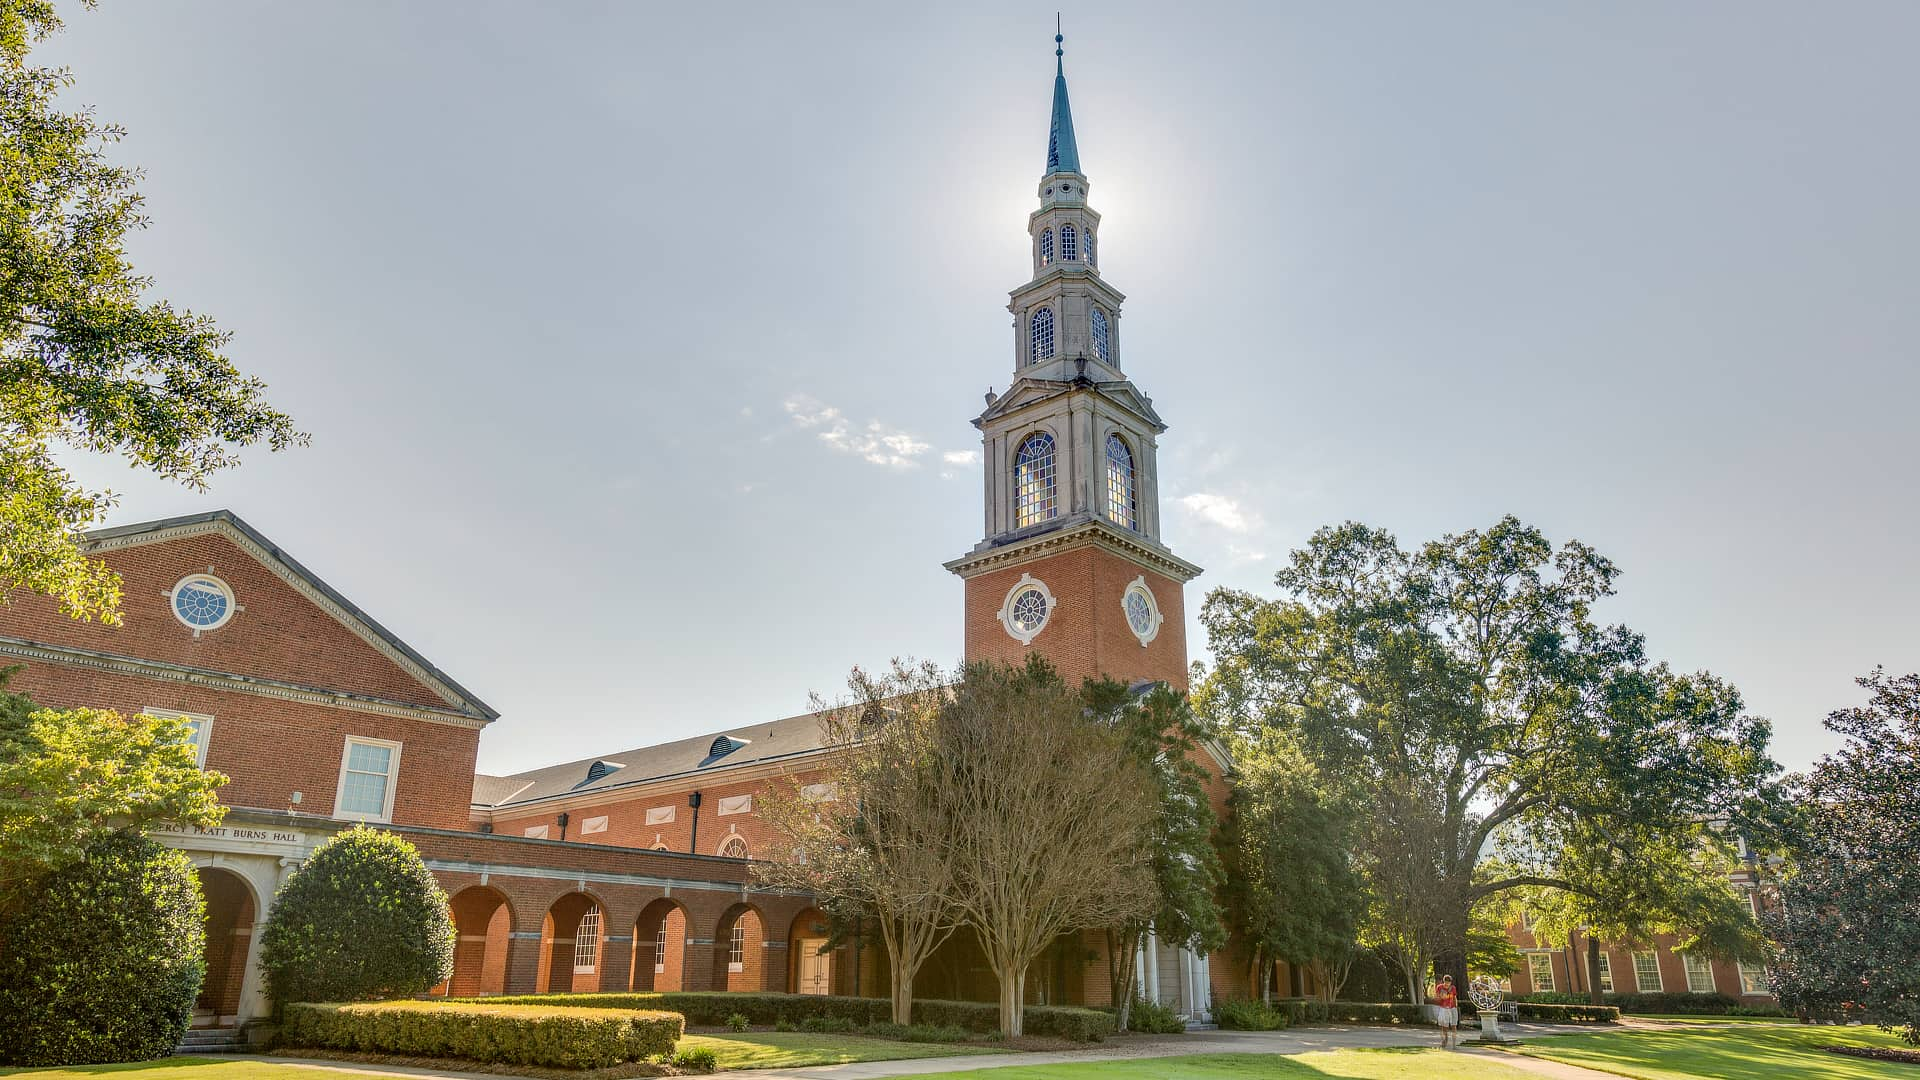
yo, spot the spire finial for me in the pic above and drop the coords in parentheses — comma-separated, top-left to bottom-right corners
(1044, 16, 1080, 175)
(1055, 14, 1064, 67)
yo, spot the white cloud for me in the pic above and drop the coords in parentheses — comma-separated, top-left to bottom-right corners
(782, 394, 930, 469)
(1178, 492, 1253, 533)
(942, 450, 980, 466)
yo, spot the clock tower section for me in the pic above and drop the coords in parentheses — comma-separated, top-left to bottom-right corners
(946, 34, 1202, 689)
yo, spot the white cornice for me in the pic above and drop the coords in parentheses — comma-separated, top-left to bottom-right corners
(85, 517, 488, 719)
(0, 637, 489, 730)
(945, 519, 1204, 584)
(471, 747, 838, 819)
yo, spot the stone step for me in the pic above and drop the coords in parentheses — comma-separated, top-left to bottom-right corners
(177, 1030, 246, 1055)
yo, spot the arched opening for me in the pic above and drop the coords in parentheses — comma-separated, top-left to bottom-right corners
(1028, 307, 1055, 363)
(1014, 432, 1059, 527)
(446, 886, 513, 997)
(713, 903, 766, 993)
(1060, 223, 1078, 261)
(538, 891, 605, 994)
(195, 867, 256, 1028)
(1104, 433, 1136, 530)
(1038, 227, 1054, 266)
(788, 906, 835, 995)
(716, 833, 749, 859)
(630, 898, 687, 991)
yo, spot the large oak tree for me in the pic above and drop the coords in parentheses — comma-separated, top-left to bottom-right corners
(1198, 516, 1778, 1000)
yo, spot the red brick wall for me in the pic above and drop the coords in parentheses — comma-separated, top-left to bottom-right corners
(3, 662, 481, 830)
(962, 544, 1189, 690)
(2, 531, 453, 710)
(487, 769, 829, 858)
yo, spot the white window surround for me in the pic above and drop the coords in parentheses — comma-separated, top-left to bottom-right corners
(1121, 576, 1163, 646)
(1633, 951, 1663, 992)
(146, 707, 213, 768)
(645, 805, 675, 825)
(580, 814, 609, 835)
(573, 906, 600, 974)
(167, 572, 238, 634)
(1738, 962, 1768, 995)
(716, 794, 752, 816)
(334, 735, 401, 823)
(728, 923, 746, 972)
(999, 572, 1056, 645)
(1526, 951, 1555, 992)
(525, 824, 550, 839)
(1594, 952, 1614, 992)
(717, 834, 749, 859)
(1682, 952, 1715, 993)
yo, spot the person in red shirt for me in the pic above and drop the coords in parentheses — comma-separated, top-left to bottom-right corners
(1433, 974, 1460, 1048)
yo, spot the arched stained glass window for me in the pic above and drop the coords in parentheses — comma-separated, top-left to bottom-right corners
(1105, 433, 1137, 530)
(1091, 307, 1111, 364)
(1029, 307, 1055, 362)
(1060, 224, 1078, 261)
(1014, 433, 1059, 528)
(1039, 228, 1054, 265)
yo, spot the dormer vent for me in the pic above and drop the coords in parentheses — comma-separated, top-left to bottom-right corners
(575, 760, 624, 789)
(701, 735, 751, 766)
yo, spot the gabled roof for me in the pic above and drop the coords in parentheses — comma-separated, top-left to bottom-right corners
(978, 374, 1165, 432)
(84, 509, 497, 721)
(473, 709, 830, 809)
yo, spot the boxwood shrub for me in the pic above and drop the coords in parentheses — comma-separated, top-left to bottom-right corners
(281, 1001, 682, 1068)
(470, 992, 1116, 1042)
(1323, 1002, 1430, 1025)
(1513, 1002, 1620, 1023)
(1212, 997, 1288, 1031)
(0, 832, 206, 1066)
(260, 826, 454, 1006)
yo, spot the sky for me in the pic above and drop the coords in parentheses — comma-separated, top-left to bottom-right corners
(38, 2, 1919, 775)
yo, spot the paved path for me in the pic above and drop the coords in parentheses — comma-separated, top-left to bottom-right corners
(712, 1023, 1605, 1080)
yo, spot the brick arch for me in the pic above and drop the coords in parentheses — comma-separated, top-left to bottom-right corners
(195, 866, 257, 1027)
(631, 897, 689, 991)
(712, 901, 767, 992)
(787, 906, 835, 995)
(446, 885, 514, 997)
(538, 889, 608, 994)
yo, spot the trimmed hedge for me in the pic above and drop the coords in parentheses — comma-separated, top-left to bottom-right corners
(0, 832, 206, 1066)
(1513, 1002, 1620, 1023)
(1274, 997, 1331, 1026)
(467, 991, 1116, 1042)
(1212, 998, 1289, 1031)
(1520, 990, 1782, 1017)
(261, 827, 454, 1006)
(1323, 1002, 1430, 1025)
(281, 1001, 682, 1068)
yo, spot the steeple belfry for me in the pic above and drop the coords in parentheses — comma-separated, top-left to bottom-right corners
(946, 28, 1201, 690)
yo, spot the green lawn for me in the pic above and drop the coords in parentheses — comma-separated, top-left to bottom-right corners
(909, 1050, 1534, 1079)
(681, 1031, 1000, 1070)
(1627, 1014, 1797, 1025)
(1521, 1024, 1913, 1079)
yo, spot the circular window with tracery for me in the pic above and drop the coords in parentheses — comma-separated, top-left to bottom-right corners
(170, 573, 236, 632)
(1121, 577, 1162, 646)
(999, 573, 1055, 645)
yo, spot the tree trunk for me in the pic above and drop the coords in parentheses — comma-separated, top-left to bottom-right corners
(998, 964, 1027, 1037)
(1586, 935, 1604, 1006)
(889, 952, 916, 1025)
(1107, 928, 1139, 1033)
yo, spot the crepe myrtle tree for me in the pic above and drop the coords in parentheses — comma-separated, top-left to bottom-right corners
(1766, 670, 1920, 1045)
(0, 0, 303, 626)
(1198, 517, 1779, 1001)
(756, 659, 962, 1026)
(1082, 679, 1226, 1030)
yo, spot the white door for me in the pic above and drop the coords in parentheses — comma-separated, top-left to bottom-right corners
(797, 939, 831, 995)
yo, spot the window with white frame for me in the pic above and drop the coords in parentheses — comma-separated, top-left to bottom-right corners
(1038, 227, 1054, 265)
(573, 906, 600, 973)
(1682, 952, 1715, 993)
(1028, 307, 1055, 362)
(1738, 962, 1768, 995)
(335, 736, 400, 821)
(1014, 432, 1058, 527)
(1633, 952, 1662, 992)
(1060, 223, 1077, 261)
(1104, 433, 1136, 529)
(717, 834, 749, 859)
(1594, 952, 1614, 992)
(147, 707, 213, 768)
(728, 923, 745, 971)
(655, 920, 669, 973)
(1091, 306, 1111, 364)
(1527, 952, 1555, 992)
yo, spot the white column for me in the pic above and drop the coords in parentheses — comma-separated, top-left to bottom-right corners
(1145, 926, 1161, 1004)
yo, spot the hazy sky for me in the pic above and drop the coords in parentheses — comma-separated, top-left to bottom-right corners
(41, 2, 1918, 774)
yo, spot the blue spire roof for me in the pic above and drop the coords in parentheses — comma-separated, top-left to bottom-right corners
(1045, 31, 1081, 176)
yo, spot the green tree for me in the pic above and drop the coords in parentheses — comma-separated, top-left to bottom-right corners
(259, 826, 455, 1006)
(1216, 727, 1358, 1002)
(1083, 679, 1226, 1029)
(0, 0, 302, 625)
(0, 670, 226, 917)
(1766, 670, 1920, 1045)
(0, 831, 206, 1066)
(1198, 517, 1779, 1001)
